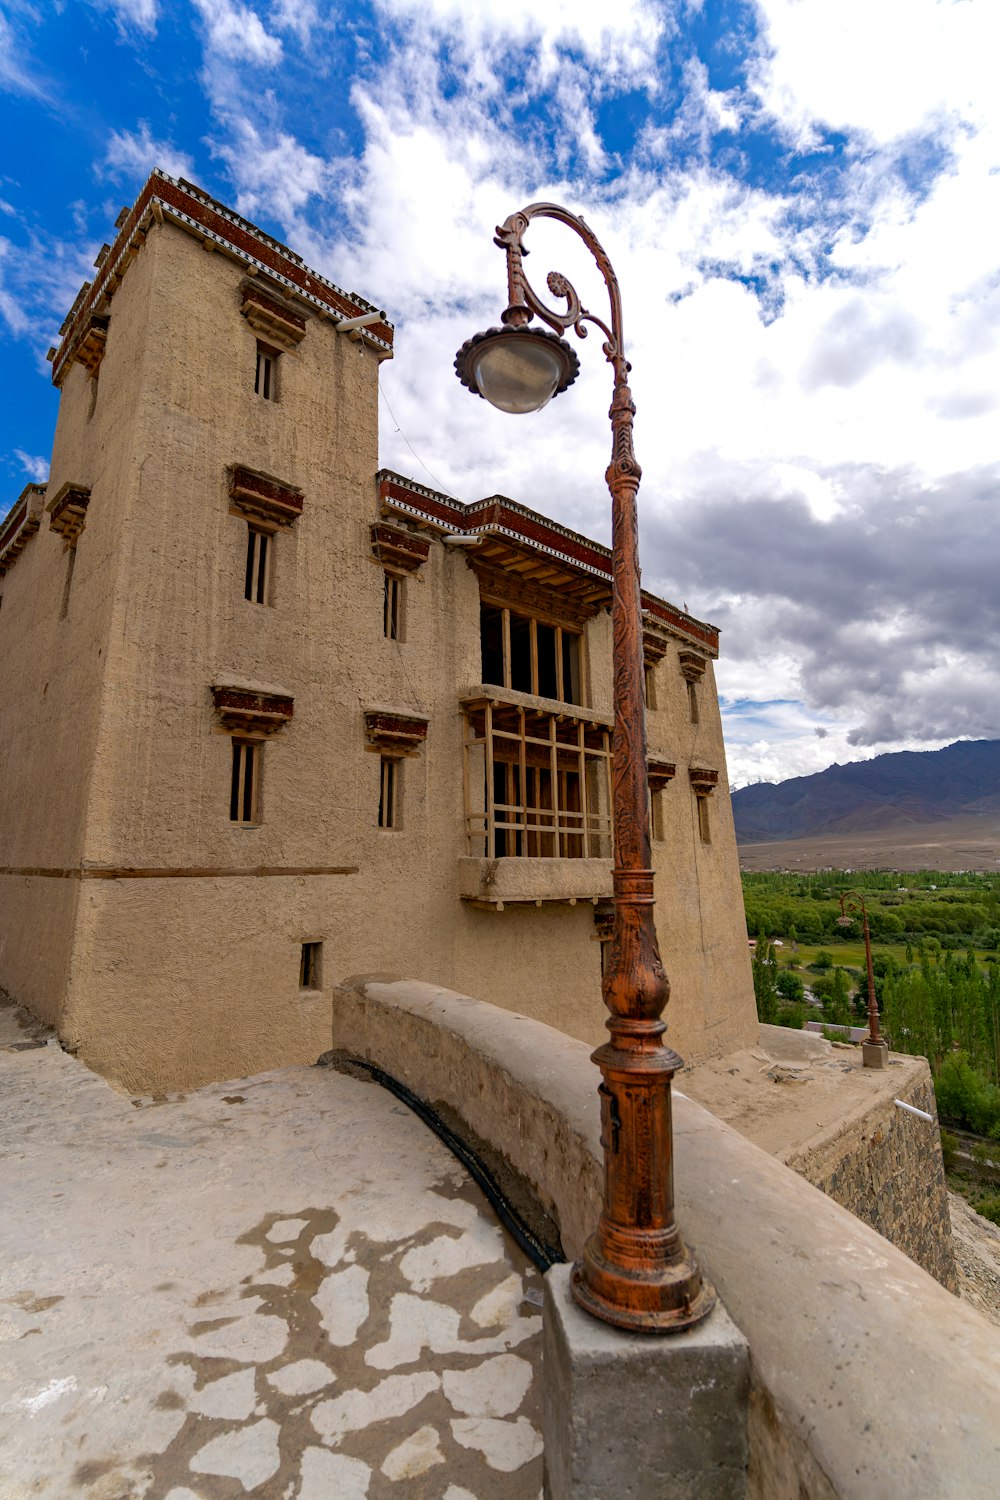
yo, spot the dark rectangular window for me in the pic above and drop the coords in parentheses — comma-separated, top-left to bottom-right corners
(300, 942, 322, 990)
(536, 622, 558, 699)
(245, 526, 271, 604)
(230, 740, 260, 823)
(255, 342, 278, 400)
(479, 601, 583, 706)
(383, 572, 402, 640)
(480, 604, 505, 685)
(644, 662, 657, 709)
(697, 794, 711, 844)
(688, 679, 700, 723)
(378, 756, 398, 829)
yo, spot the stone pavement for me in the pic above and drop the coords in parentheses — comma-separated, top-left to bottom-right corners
(0, 1003, 544, 1499)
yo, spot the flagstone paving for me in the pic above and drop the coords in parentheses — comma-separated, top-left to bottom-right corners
(0, 1003, 544, 1499)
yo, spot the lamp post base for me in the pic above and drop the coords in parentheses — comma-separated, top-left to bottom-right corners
(862, 1039, 888, 1069)
(571, 1245, 715, 1334)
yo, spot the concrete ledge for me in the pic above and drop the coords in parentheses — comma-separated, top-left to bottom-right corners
(458, 856, 614, 904)
(333, 977, 1000, 1500)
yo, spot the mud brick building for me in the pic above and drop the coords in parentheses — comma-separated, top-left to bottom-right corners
(0, 171, 756, 1092)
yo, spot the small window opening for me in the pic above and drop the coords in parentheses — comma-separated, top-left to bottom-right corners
(687, 679, 700, 724)
(244, 526, 271, 604)
(696, 794, 711, 844)
(230, 740, 260, 824)
(650, 788, 665, 844)
(255, 341, 279, 401)
(300, 941, 322, 990)
(378, 755, 398, 829)
(383, 572, 403, 640)
(644, 662, 657, 710)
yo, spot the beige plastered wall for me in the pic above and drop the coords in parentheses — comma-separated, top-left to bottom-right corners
(2, 218, 756, 1092)
(0, 240, 157, 1025)
(646, 647, 758, 1061)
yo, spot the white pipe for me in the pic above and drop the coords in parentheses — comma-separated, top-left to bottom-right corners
(336, 311, 383, 333)
(894, 1099, 934, 1122)
(442, 534, 482, 546)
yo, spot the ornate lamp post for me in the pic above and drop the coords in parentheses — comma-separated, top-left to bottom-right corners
(836, 891, 888, 1068)
(455, 204, 714, 1332)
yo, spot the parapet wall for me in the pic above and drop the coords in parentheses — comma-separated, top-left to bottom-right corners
(333, 977, 1000, 1500)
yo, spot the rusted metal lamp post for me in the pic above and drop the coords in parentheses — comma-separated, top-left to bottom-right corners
(837, 891, 888, 1068)
(455, 204, 714, 1332)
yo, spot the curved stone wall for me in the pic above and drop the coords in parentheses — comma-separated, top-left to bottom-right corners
(332, 976, 1000, 1500)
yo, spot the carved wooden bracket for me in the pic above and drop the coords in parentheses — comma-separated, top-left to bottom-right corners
(642, 627, 671, 664)
(370, 523, 430, 573)
(47, 482, 92, 544)
(648, 758, 677, 793)
(75, 312, 109, 378)
(364, 710, 429, 757)
(593, 899, 615, 940)
(212, 684, 294, 737)
(679, 651, 708, 683)
(689, 767, 719, 794)
(240, 283, 307, 350)
(471, 558, 596, 628)
(229, 466, 304, 529)
(0, 484, 45, 577)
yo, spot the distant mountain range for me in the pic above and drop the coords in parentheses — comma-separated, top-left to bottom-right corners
(732, 740, 1000, 844)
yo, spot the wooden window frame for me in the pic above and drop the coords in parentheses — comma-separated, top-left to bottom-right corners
(230, 739, 261, 825)
(383, 571, 404, 641)
(480, 602, 583, 706)
(696, 794, 712, 844)
(299, 941, 322, 991)
(254, 341, 279, 401)
(687, 678, 700, 724)
(463, 701, 612, 860)
(378, 755, 399, 830)
(244, 524, 273, 605)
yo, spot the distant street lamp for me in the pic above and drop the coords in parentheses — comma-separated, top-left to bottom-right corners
(454, 204, 714, 1332)
(836, 891, 888, 1068)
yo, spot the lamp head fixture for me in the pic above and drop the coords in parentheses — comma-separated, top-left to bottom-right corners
(454, 322, 580, 415)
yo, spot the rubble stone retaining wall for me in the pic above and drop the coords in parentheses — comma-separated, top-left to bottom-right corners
(782, 1064, 958, 1290)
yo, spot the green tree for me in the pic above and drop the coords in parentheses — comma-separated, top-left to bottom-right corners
(752, 939, 779, 1025)
(776, 970, 805, 1003)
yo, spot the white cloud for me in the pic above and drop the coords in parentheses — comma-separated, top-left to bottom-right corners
(0, 10, 50, 100)
(95, 0, 160, 37)
(192, 0, 282, 64)
(102, 122, 195, 185)
(751, 0, 1000, 147)
(0, 239, 32, 337)
(14, 449, 49, 482)
(373, 0, 669, 86)
(269, 0, 319, 42)
(215, 122, 329, 221)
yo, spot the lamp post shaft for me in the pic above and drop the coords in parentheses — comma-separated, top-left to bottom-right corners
(840, 891, 886, 1062)
(862, 908, 882, 1045)
(489, 204, 713, 1331)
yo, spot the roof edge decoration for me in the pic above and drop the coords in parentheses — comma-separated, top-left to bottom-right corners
(50, 169, 394, 387)
(376, 468, 720, 655)
(0, 484, 46, 578)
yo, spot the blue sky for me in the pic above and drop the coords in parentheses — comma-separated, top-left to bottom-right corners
(2, 0, 998, 784)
